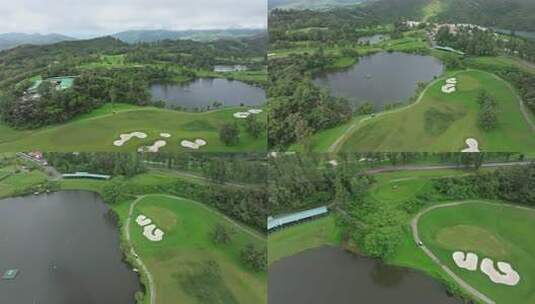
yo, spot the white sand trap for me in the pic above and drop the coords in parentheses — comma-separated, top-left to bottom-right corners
(113, 132, 147, 146)
(480, 258, 520, 286)
(248, 109, 263, 114)
(180, 139, 207, 150)
(446, 77, 457, 84)
(462, 138, 480, 152)
(142, 224, 164, 242)
(328, 160, 338, 166)
(136, 215, 152, 226)
(160, 133, 171, 138)
(138, 140, 167, 153)
(233, 112, 251, 118)
(453, 251, 479, 271)
(442, 83, 456, 94)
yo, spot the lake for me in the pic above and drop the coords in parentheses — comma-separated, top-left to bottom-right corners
(150, 78, 266, 110)
(269, 246, 461, 304)
(314, 52, 444, 111)
(0, 191, 140, 304)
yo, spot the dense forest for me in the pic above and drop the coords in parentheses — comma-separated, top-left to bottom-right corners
(0, 33, 266, 129)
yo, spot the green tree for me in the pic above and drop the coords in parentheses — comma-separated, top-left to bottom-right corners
(219, 123, 240, 146)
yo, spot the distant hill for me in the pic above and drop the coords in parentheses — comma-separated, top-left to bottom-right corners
(430, 0, 535, 32)
(268, 0, 366, 10)
(112, 29, 266, 44)
(0, 33, 75, 50)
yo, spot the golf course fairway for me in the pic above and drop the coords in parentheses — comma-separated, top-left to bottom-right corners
(333, 70, 535, 152)
(0, 104, 266, 152)
(128, 195, 266, 304)
(417, 201, 535, 304)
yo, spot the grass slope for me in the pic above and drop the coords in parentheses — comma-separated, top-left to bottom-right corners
(0, 104, 266, 152)
(417, 201, 535, 304)
(340, 70, 535, 152)
(128, 195, 266, 304)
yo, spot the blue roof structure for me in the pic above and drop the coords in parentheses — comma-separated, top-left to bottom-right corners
(268, 206, 328, 230)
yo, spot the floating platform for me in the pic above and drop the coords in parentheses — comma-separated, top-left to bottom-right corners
(2, 269, 19, 280)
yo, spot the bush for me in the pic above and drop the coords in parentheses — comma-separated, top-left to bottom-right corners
(219, 123, 240, 146)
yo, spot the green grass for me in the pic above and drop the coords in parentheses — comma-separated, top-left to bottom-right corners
(0, 104, 267, 152)
(417, 201, 535, 304)
(422, 0, 445, 21)
(268, 216, 341, 265)
(127, 195, 266, 304)
(339, 70, 535, 152)
(0, 169, 48, 198)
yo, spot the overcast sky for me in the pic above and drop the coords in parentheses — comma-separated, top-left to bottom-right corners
(0, 0, 267, 38)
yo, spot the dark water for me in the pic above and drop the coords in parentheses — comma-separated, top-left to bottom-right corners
(150, 78, 266, 109)
(358, 34, 388, 45)
(0, 191, 140, 304)
(269, 246, 461, 304)
(314, 52, 444, 111)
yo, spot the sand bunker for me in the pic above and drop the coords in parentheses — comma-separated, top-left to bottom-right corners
(180, 139, 207, 150)
(160, 133, 171, 138)
(328, 160, 338, 166)
(233, 112, 251, 118)
(113, 132, 147, 146)
(453, 251, 478, 271)
(461, 138, 480, 152)
(446, 77, 457, 84)
(480, 258, 520, 286)
(142, 224, 164, 242)
(136, 215, 152, 226)
(441, 78, 457, 94)
(138, 140, 167, 153)
(234, 109, 263, 118)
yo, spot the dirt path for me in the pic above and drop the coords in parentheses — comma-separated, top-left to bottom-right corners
(363, 161, 531, 175)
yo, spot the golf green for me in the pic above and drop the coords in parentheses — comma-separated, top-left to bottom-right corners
(0, 104, 266, 152)
(418, 201, 535, 304)
(335, 70, 535, 152)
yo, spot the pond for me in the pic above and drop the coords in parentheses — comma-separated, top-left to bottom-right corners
(358, 34, 388, 45)
(150, 78, 266, 110)
(268, 246, 461, 304)
(313, 52, 444, 111)
(0, 191, 140, 304)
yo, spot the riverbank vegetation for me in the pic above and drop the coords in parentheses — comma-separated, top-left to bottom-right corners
(0, 153, 267, 304)
(268, 0, 535, 151)
(0, 33, 267, 151)
(268, 152, 534, 303)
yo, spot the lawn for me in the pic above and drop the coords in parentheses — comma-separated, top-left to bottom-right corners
(0, 168, 48, 198)
(126, 195, 267, 304)
(0, 103, 267, 152)
(339, 69, 535, 152)
(416, 201, 535, 304)
(268, 216, 341, 265)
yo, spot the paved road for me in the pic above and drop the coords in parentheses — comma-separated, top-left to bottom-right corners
(363, 161, 532, 175)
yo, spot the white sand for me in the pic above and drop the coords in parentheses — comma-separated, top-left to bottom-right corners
(328, 160, 338, 166)
(160, 133, 171, 138)
(113, 132, 147, 146)
(446, 77, 457, 84)
(135, 215, 152, 226)
(441, 83, 456, 94)
(180, 139, 207, 150)
(142, 224, 164, 242)
(138, 140, 167, 153)
(480, 258, 520, 286)
(248, 109, 263, 114)
(233, 112, 250, 118)
(452, 251, 478, 271)
(462, 138, 480, 152)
